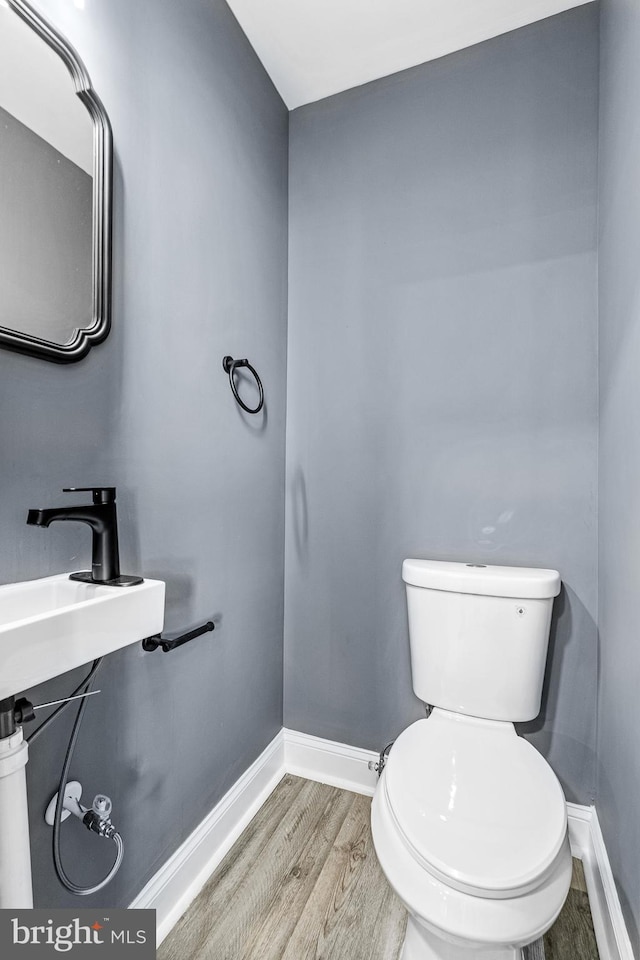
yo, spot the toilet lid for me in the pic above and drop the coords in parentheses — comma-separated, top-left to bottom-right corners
(383, 712, 567, 899)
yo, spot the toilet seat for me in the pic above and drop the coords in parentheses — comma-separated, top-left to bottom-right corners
(384, 711, 567, 900)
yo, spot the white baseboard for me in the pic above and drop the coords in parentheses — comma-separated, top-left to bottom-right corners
(564, 801, 634, 960)
(130, 728, 634, 960)
(130, 731, 285, 947)
(567, 800, 592, 859)
(581, 806, 635, 960)
(283, 727, 379, 796)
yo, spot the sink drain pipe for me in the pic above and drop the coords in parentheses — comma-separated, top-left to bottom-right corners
(0, 697, 33, 907)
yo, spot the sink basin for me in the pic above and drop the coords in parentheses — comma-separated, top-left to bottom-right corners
(0, 574, 165, 700)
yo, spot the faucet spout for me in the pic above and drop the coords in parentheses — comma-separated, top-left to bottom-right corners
(27, 506, 108, 529)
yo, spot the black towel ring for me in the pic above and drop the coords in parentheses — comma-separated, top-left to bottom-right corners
(222, 356, 264, 414)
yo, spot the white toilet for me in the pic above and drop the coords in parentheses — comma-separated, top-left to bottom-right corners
(371, 559, 572, 960)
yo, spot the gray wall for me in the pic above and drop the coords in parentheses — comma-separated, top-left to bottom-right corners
(598, 0, 640, 952)
(0, 0, 288, 907)
(0, 106, 92, 342)
(285, 5, 599, 805)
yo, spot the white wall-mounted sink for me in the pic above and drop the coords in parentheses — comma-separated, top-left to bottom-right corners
(0, 573, 165, 700)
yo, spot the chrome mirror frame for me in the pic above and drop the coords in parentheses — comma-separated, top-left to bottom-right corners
(1, 0, 112, 363)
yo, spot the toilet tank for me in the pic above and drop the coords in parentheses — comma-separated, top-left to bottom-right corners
(402, 560, 561, 722)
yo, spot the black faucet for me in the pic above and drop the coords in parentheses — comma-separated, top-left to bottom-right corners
(27, 487, 142, 587)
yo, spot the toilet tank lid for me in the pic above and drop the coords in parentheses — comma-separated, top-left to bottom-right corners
(402, 559, 561, 599)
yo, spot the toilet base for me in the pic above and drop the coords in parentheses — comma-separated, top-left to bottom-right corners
(402, 916, 522, 960)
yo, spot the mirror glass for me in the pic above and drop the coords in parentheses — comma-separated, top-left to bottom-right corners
(0, 0, 111, 362)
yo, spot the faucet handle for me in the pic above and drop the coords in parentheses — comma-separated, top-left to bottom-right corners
(63, 487, 116, 505)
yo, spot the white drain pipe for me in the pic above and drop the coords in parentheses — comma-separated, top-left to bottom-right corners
(0, 727, 33, 907)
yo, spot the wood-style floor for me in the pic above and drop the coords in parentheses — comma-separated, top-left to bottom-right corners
(543, 859, 599, 960)
(157, 775, 599, 960)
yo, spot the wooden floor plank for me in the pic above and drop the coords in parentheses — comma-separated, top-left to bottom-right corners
(365, 884, 408, 960)
(544, 886, 599, 960)
(244, 786, 355, 959)
(312, 794, 406, 960)
(281, 793, 406, 960)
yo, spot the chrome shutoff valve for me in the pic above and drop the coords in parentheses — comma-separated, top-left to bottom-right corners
(46, 783, 119, 839)
(83, 793, 116, 838)
(368, 741, 395, 777)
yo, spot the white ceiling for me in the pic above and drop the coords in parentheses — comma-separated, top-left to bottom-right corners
(226, 0, 595, 110)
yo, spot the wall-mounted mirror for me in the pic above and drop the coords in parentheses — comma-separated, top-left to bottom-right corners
(0, 0, 112, 362)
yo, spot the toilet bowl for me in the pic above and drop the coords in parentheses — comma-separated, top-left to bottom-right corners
(371, 560, 571, 960)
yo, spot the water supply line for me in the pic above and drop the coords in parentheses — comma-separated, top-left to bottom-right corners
(48, 658, 125, 895)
